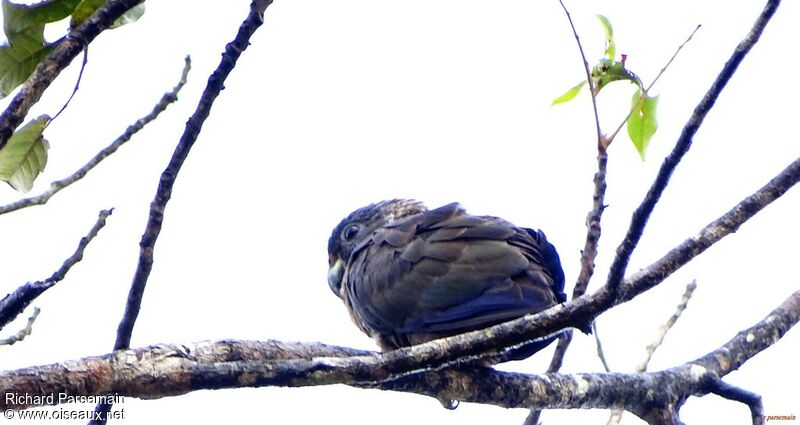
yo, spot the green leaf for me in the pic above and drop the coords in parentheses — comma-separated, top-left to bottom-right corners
(0, 28, 55, 98)
(591, 59, 642, 95)
(71, 0, 144, 29)
(3, 0, 81, 40)
(597, 15, 615, 62)
(69, 0, 103, 28)
(551, 81, 586, 105)
(0, 115, 50, 192)
(110, 3, 144, 28)
(0, 0, 81, 98)
(627, 90, 659, 160)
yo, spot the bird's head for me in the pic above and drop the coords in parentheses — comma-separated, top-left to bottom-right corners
(327, 199, 426, 298)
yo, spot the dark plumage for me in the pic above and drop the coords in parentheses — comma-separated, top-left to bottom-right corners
(327, 200, 568, 361)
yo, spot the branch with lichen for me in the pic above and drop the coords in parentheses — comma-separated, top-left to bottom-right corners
(0, 150, 798, 423)
(1, 290, 796, 424)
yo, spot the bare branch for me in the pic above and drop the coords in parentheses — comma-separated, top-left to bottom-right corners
(621, 156, 800, 304)
(531, 6, 612, 423)
(0, 307, 40, 346)
(641, 280, 696, 370)
(2, 290, 796, 424)
(608, 280, 697, 425)
(0, 57, 191, 216)
(706, 379, 764, 425)
(605, 0, 781, 300)
(0, 0, 146, 149)
(90, 2, 273, 422)
(0, 209, 112, 330)
(593, 321, 612, 372)
(112, 0, 272, 353)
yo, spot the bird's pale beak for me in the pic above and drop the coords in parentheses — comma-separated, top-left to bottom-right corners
(327, 256, 345, 298)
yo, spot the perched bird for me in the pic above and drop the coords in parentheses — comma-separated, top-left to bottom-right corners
(327, 199, 570, 361)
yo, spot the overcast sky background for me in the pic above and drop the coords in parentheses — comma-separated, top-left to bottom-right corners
(0, 1, 798, 424)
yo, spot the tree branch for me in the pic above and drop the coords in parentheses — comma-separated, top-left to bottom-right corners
(619, 155, 800, 304)
(112, 0, 272, 353)
(0, 209, 112, 330)
(0, 0, 145, 150)
(705, 379, 764, 425)
(62, 148, 796, 410)
(608, 280, 697, 424)
(0, 307, 40, 346)
(558, 0, 608, 302)
(529, 4, 610, 422)
(0, 57, 191, 216)
(2, 290, 796, 423)
(604, 0, 781, 300)
(86, 3, 272, 423)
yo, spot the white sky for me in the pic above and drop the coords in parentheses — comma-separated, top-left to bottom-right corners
(1, 1, 798, 424)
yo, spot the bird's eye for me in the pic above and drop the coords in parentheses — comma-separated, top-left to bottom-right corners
(342, 223, 361, 241)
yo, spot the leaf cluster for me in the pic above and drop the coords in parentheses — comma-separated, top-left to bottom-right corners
(0, 0, 143, 192)
(552, 15, 658, 159)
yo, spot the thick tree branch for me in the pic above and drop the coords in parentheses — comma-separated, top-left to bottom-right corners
(605, 0, 781, 300)
(0, 57, 190, 216)
(0, 209, 112, 330)
(2, 290, 796, 423)
(0, 0, 145, 150)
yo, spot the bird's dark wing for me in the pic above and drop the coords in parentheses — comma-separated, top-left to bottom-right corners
(344, 202, 565, 348)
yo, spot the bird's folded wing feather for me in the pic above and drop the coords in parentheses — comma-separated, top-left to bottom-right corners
(346, 203, 563, 340)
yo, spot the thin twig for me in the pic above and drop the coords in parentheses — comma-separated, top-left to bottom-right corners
(560, 0, 609, 300)
(608, 279, 697, 425)
(593, 321, 612, 372)
(556, 0, 602, 144)
(604, 0, 781, 300)
(607, 25, 702, 142)
(646, 25, 702, 94)
(0, 209, 112, 329)
(49, 48, 89, 124)
(0, 57, 191, 216)
(90, 2, 273, 423)
(639, 280, 696, 370)
(0, 0, 145, 150)
(0, 307, 40, 346)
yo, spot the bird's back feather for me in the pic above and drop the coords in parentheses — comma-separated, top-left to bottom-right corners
(343, 202, 566, 352)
